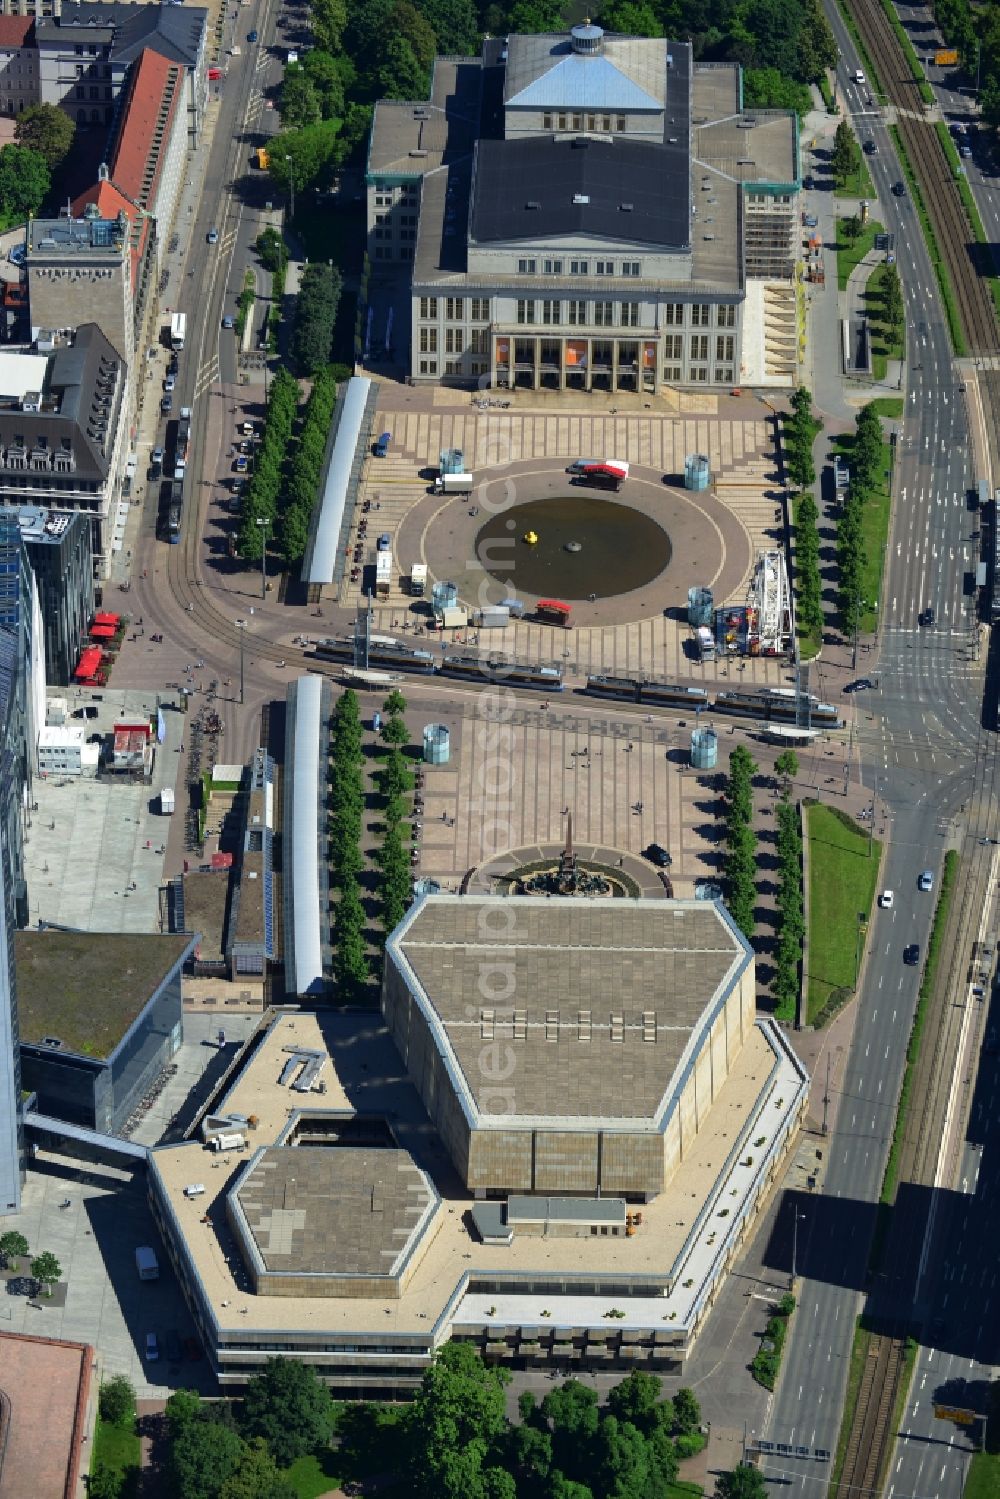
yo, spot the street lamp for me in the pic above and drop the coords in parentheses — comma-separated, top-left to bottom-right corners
(235, 617, 247, 705)
(285, 154, 295, 222)
(255, 517, 269, 601)
(790, 1207, 806, 1289)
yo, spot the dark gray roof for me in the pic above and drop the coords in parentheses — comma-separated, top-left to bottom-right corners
(470, 135, 689, 248)
(35, 2, 205, 66)
(0, 325, 124, 484)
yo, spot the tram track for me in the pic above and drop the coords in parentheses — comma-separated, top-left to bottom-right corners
(844, 0, 998, 355)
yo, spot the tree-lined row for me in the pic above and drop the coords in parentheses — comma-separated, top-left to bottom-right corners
(236, 367, 298, 564)
(837, 403, 882, 632)
(933, 0, 1000, 129)
(724, 745, 758, 939)
(772, 751, 803, 1023)
(783, 388, 823, 647)
(330, 688, 371, 1000)
(280, 367, 337, 561)
(376, 691, 414, 937)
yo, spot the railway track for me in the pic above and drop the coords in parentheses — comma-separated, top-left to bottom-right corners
(845, 0, 999, 354)
(834, 1332, 906, 1499)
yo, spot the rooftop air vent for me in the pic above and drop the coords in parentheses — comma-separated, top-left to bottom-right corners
(573, 193, 590, 204)
(570, 19, 604, 54)
(41, 1035, 64, 1049)
(619, 202, 633, 211)
(525, 200, 541, 209)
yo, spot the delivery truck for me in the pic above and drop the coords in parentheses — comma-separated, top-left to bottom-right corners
(375, 550, 392, 597)
(170, 312, 186, 351)
(696, 625, 716, 661)
(135, 1245, 160, 1280)
(160, 787, 175, 815)
(433, 472, 473, 494)
(410, 563, 427, 596)
(474, 606, 511, 629)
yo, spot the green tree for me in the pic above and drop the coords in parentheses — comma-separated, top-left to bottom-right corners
(282, 66, 322, 127)
(380, 714, 410, 747)
(597, 0, 663, 34)
(219, 1437, 298, 1499)
(266, 119, 341, 198)
(541, 1379, 599, 1479)
(774, 748, 799, 790)
(508, 1421, 552, 1488)
(605, 1371, 661, 1432)
(715, 1463, 769, 1499)
(31, 1250, 61, 1296)
(409, 1344, 511, 1499)
(164, 1389, 203, 1436)
(671, 1386, 701, 1437)
(830, 119, 858, 187)
(99, 1375, 136, 1426)
(311, 0, 348, 52)
(0, 1229, 28, 1267)
(881, 262, 904, 343)
(14, 103, 75, 168)
(0, 144, 50, 220)
(87, 1464, 125, 1499)
(383, 689, 408, 717)
(334, 882, 370, 992)
(421, 0, 479, 52)
(743, 66, 811, 113)
(548, 1477, 594, 1499)
(292, 263, 343, 375)
(302, 49, 348, 118)
(171, 1420, 246, 1499)
(239, 1357, 335, 1468)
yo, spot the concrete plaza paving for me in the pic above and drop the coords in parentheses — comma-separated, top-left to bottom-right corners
(24, 688, 184, 933)
(0, 1015, 257, 1397)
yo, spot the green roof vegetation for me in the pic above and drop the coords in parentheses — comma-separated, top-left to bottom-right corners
(15, 931, 192, 1058)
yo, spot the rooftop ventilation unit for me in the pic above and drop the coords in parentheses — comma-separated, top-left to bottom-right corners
(619, 202, 633, 211)
(525, 200, 541, 209)
(573, 193, 590, 204)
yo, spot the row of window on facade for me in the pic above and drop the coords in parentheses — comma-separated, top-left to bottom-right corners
(418, 297, 736, 328)
(418, 358, 736, 383)
(542, 111, 627, 133)
(516, 258, 642, 278)
(373, 185, 419, 207)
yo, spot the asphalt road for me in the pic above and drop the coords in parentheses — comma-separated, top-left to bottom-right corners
(759, 7, 1000, 1490)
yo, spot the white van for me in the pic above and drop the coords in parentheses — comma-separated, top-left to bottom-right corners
(854, 68, 866, 84)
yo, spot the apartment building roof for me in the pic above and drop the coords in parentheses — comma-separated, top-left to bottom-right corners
(0, 16, 34, 47)
(69, 179, 150, 289)
(0, 323, 124, 484)
(35, 3, 205, 69)
(109, 47, 184, 210)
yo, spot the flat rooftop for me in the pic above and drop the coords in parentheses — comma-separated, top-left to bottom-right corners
(367, 58, 481, 177)
(0, 1332, 91, 1499)
(391, 896, 749, 1123)
(0, 350, 48, 402)
(694, 102, 798, 187)
(234, 1144, 437, 1285)
(15, 931, 191, 1057)
(180, 870, 229, 961)
(151, 1010, 795, 1338)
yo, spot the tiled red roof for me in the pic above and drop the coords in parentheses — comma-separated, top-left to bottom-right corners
(70, 178, 151, 291)
(0, 16, 34, 47)
(109, 47, 182, 210)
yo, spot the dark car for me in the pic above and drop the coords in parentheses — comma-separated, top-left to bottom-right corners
(904, 943, 921, 966)
(247, 28, 258, 40)
(644, 843, 673, 868)
(919, 606, 936, 627)
(167, 355, 179, 375)
(892, 180, 905, 196)
(863, 137, 877, 155)
(160, 394, 172, 414)
(377, 532, 391, 550)
(843, 678, 872, 694)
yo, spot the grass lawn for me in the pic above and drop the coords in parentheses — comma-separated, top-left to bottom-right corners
(966, 1451, 1000, 1499)
(834, 156, 876, 201)
(866, 396, 904, 420)
(92, 1415, 140, 1494)
(283, 1450, 342, 1499)
(804, 803, 881, 1024)
(836, 218, 884, 291)
(863, 263, 905, 382)
(666, 1483, 704, 1499)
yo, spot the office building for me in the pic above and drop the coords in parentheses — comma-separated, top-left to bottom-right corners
(0, 323, 128, 575)
(17, 930, 193, 1133)
(12, 506, 93, 684)
(0, 15, 37, 115)
(367, 26, 799, 390)
(0, 627, 28, 1213)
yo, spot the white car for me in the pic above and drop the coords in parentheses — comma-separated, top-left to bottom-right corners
(918, 870, 934, 892)
(854, 68, 866, 85)
(878, 890, 894, 909)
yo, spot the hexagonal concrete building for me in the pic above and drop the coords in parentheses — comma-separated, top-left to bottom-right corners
(382, 895, 755, 1199)
(226, 1116, 440, 1300)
